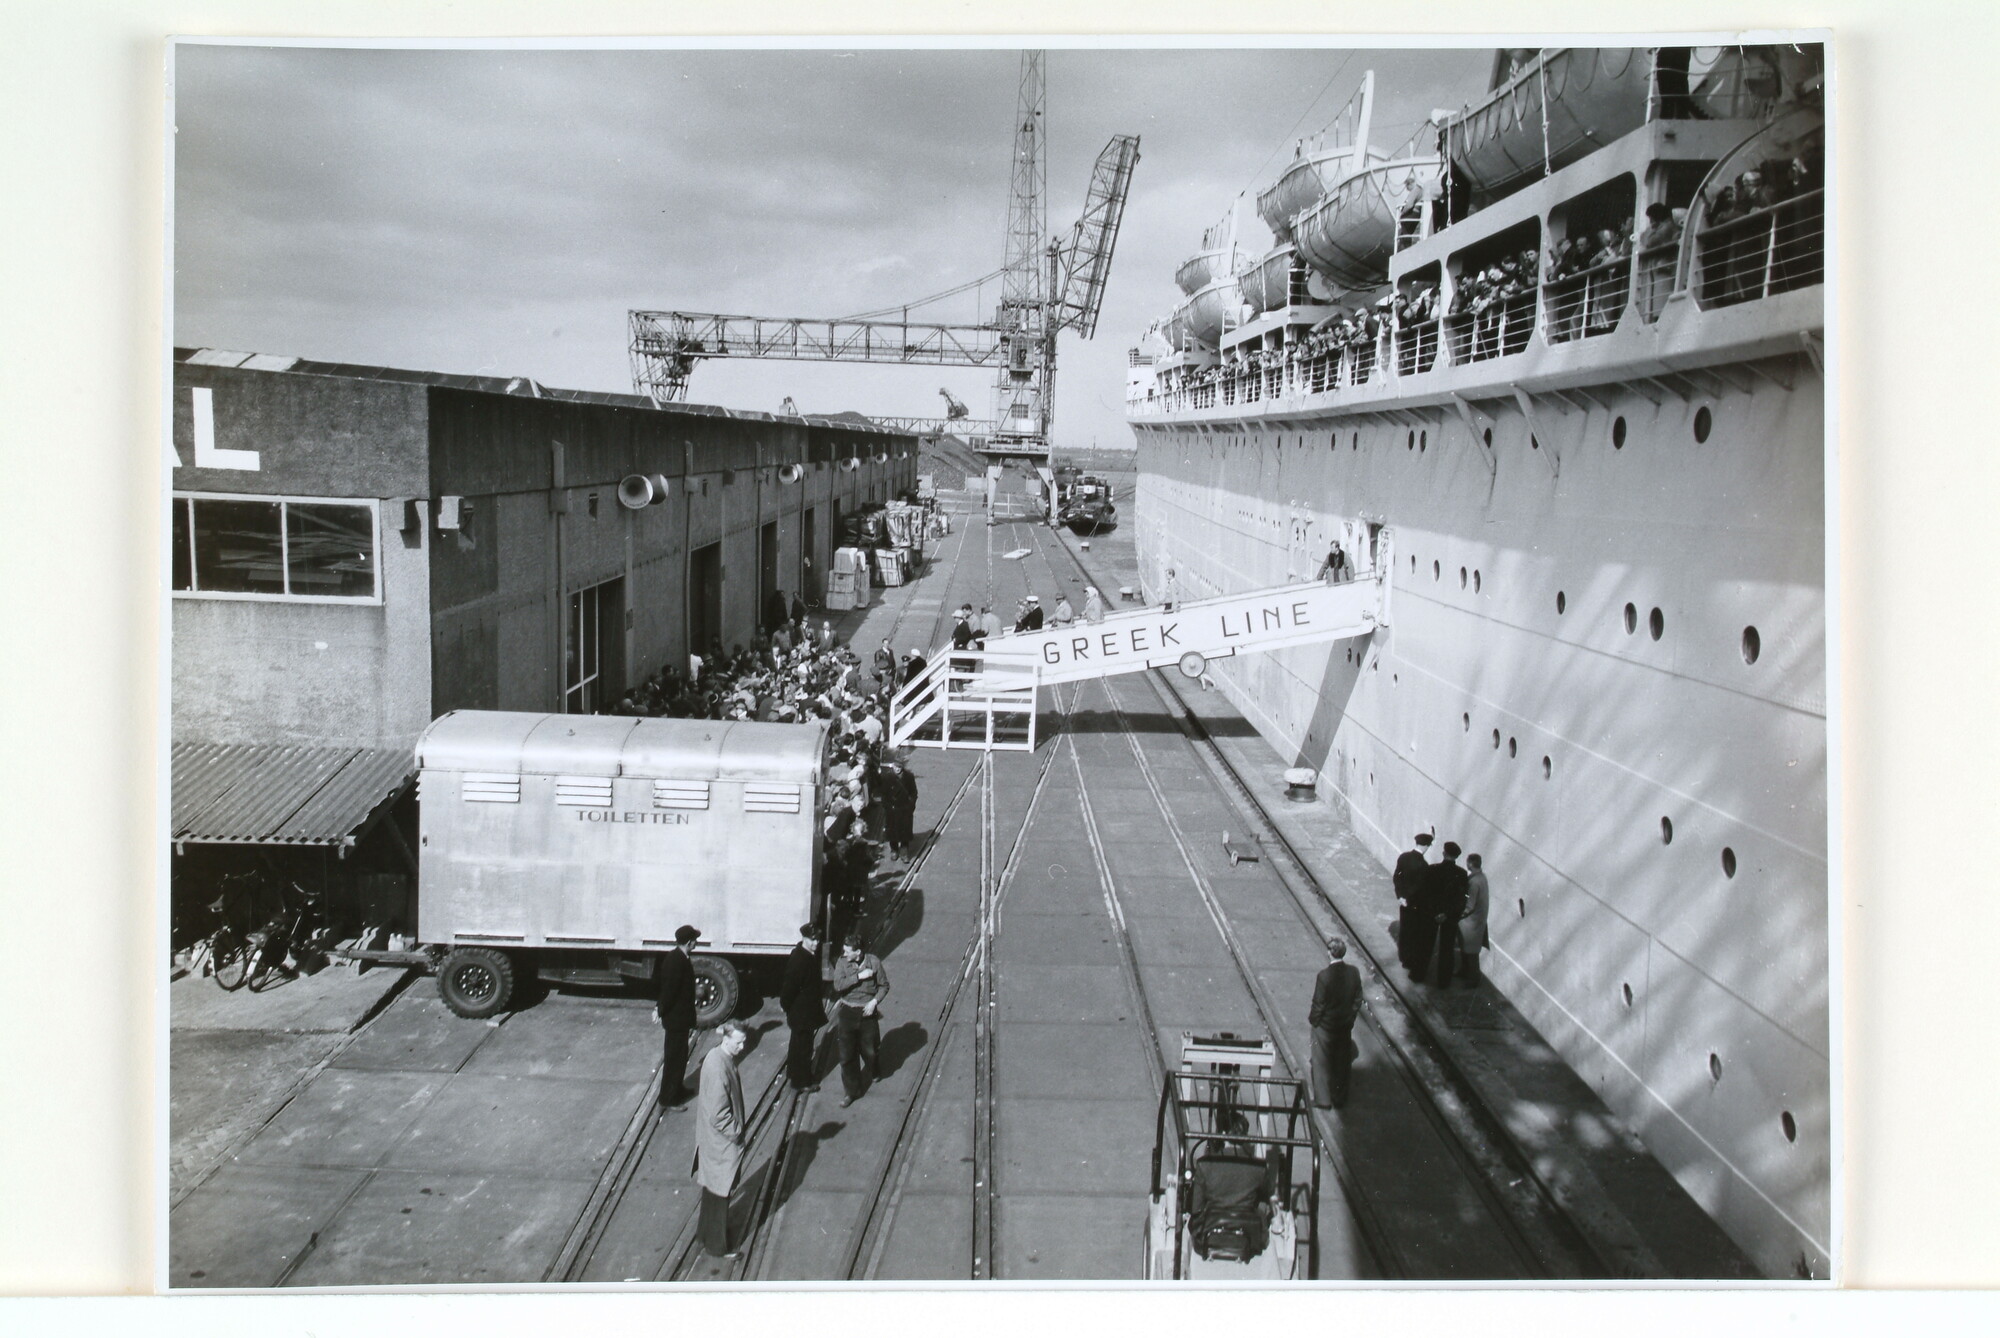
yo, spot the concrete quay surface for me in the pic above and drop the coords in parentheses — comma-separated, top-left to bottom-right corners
(167, 470, 1754, 1285)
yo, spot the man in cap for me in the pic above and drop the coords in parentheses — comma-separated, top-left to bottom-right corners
(1015, 595, 1044, 633)
(1308, 938, 1364, 1109)
(1393, 833, 1435, 981)
(655, 924, 703, 1109)
(779, 925, 827, 1091)
(1423, 842, 1472, 987)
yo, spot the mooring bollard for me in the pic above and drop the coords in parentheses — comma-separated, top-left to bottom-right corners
(1283, 767, 1318, 803)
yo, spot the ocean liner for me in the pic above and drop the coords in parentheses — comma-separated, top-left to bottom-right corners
(1125, 46, 1828, 1277)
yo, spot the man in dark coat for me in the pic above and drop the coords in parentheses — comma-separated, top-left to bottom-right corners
(778, 925, 827, 1091)
(1422, 842, 1472, 987)
(1309, 938, 1364, 1108)
(655, 924, 702, 1108)
(1393, 832, 1435, 980)
(1015, 594, 1045, 632)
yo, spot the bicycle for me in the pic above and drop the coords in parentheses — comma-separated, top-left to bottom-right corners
(205, 871, 263, 992)
(246, 880, 330, 992)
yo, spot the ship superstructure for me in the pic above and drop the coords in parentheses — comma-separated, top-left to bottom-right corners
(1125, 46, 1828, 1278)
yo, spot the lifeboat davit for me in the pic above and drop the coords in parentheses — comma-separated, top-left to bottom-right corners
(1442, 48, 1650, 198)
(1237, 244, 1303, 316)
(1255, 148, 1360, 245)
(1292, 155, 1443, 292)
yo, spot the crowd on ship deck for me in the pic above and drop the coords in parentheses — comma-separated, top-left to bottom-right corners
(1698, 148, 1825, 305)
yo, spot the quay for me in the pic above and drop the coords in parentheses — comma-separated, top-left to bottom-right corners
(170, 467, 1755, 1285)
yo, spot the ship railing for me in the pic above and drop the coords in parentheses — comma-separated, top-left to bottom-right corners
(1444, 292, 1536, 364)
(1541, 255, 1634, 342)
(1692, 188, 1824, 309)
(1633, 241, 1680, 323)
(1394, 319, 1441, 376)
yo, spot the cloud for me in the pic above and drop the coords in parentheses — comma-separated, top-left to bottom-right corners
(173, 43, 1491, 444)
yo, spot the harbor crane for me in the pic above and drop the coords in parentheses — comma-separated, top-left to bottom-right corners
(628, 51, 1139, 461)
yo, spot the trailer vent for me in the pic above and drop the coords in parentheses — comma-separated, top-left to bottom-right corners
(554, 776, 614, 808)
(744, 783, 802, 814)
(654, 779, 711, 811)
(462, 772, 521, 804)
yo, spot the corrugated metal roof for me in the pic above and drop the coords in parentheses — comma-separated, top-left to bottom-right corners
(172, 347, 911, 436)
(171, 741, 415, 846)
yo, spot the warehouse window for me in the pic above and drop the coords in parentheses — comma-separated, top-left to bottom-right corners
(171, 493, 379, 602)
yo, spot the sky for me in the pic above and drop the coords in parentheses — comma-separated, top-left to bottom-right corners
(172, 43, 1492, 453)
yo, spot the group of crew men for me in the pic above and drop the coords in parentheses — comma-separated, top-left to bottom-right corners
(1392, 831, 1491, 988)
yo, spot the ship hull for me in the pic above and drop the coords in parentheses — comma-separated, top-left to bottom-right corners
(1130, 338, 1827, 1280)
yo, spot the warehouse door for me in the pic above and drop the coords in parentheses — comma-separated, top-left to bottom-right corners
(801, 507, 818, 602)
(759, 520, 780, 628)
(564, 576, 624, 713)
(689, 542, 722, 660)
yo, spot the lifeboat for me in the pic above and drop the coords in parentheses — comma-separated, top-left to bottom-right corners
(1175, 245, 1240, 296)
(1237, 244, 1303, 316)
(1292, 155, 1443, 292)
(1255, 148, 1359, 244)
(1441, 48, 1650, 199)
(1178, 274, 1247, 348)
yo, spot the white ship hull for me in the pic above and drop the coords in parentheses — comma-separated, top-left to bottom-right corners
(1128, 102, 1830, 1278)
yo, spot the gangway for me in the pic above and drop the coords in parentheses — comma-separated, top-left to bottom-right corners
(888, 570, 1386, 750)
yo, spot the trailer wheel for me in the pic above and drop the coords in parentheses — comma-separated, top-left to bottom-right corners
(439, 946, 515, 1019)
(690, 955, 739, 1029)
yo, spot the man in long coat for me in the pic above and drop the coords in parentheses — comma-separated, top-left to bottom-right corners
(779, 926, 826, 1091)
(1423, 842, 1472, 987)
(1393, 833, 1435, 980)
(1458, 853, 1490, 986)
(1308, 938, 1364, 1109)
(694, 1020, 749, 1257)
(655, 924, 702, 1108)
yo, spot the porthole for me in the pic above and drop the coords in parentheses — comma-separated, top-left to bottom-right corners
(1482, 427, 1493, 448)
(1530, 434, 1540, 450)
(1742, 626, 1761, 664)
(1660, 816, 1674, 845)
(1649, 607, 1665, 641)
(1541, 755, 1552, 779)
(1462, 712, 1470, 732)
(1407, 430, 1415, 450)
(1693, 406, 1713, 443)
(1473, 570, 1482, 593)
(1410, 555, 1417, 573)
(1623, 603, 1638, 635)
(1781, 1111, 1798, 1143)
(1353, 431, 1361, 450)
(1555, 590, 1567, 615)
(1492, 729, 1501, 750)
(1459, 566, 1468, 589)
(1722, 847, 1737, 878)
(1612, 415, 1627, 449)
(1507, 737, 1517, 758)
(1432, 560, 1441, 580)
(1392, 673, 1399, 685)
(1621, 983, 1634, 1007)
(1420, 430, 1428, 451)
(1369, 772, 1375, 786)
(1708, 1053, 1723, 1082)
(1516, 898, 1525, 918)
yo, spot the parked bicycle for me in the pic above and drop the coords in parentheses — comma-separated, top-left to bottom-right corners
(246, 879, 331, 992)
(204, 870, 264, 991)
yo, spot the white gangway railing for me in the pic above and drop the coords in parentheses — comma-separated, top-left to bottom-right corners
(888, 571, 1387, 751)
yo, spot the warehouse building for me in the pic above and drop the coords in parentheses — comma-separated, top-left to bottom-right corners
(168, 348, 916, 937)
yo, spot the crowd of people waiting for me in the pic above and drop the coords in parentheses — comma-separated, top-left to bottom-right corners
(1699, 149, 1824, 304)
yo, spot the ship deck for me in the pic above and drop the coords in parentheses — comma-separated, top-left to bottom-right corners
(167, 469, 1756, 1284)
